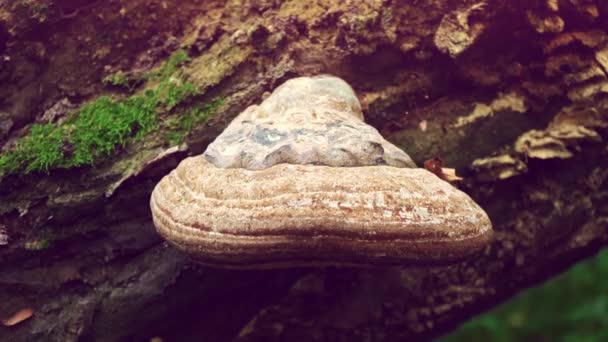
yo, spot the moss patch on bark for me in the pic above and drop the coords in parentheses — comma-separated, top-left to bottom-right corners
(0, 50, 218, 177)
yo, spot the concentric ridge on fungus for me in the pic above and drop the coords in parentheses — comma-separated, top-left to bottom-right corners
(151, 157, 492, 268)
(150, 75, 493, 269)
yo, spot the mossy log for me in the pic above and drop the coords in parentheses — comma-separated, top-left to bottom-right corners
(0, 0, 607, 341)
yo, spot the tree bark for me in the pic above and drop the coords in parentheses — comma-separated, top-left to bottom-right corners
(0, 0, 607, 341)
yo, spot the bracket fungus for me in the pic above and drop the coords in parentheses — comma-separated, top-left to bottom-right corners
(151, 75, 493, 269)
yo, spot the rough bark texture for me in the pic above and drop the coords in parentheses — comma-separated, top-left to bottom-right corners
(0, 0, 607, 341)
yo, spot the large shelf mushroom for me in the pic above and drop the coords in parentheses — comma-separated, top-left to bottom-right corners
(150, 75, 492, 269)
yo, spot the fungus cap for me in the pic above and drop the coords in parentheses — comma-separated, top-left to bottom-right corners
(151, 156, 492, 269)
(150, 75, 493, 269)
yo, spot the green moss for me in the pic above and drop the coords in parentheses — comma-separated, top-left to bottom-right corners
(0, 154, 19, 175)
(0, 124, 64, 175)
(151, 49, 199, 110)
(103, 71, 129, 87)
(102, 71, 138, 90)
(165, 97, 224, 145)
(104, 49, 191, 91)
(68, 92, 159, 166)
(197, 98, 225, 122)
(0, 92, 160, 176)
(0, 49, 205, 177)
(162, 81, 198, 110)
(166, 131, 186, 146)
(147, 49, 190, 81)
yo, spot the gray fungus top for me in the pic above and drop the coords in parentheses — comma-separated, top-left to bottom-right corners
(203, 75, 417, 170)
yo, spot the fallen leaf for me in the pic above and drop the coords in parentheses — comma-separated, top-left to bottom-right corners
(424, 157, 444, 177)
(441, 168, 464, 182)
(1, 308, 34, 327)
(419, 120, 428, 131)
(424, 157, 463, 182)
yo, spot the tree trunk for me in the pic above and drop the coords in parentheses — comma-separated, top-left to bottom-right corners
(1, 0, 607, 341)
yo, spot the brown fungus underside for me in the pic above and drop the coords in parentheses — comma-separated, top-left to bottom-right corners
(150, 76, 493, 269)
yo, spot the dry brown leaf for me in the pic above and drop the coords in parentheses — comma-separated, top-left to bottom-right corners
(1, 308, 34, 327)
(423, 157, 444, 176)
